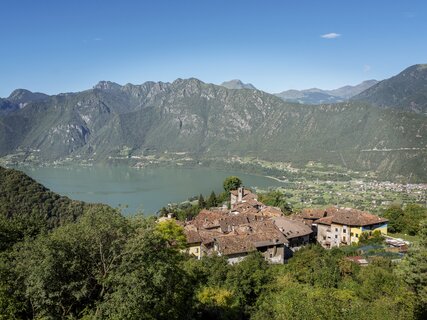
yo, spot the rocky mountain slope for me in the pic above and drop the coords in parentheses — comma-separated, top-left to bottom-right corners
(352, 64, 427, 113)
(0, 89, 49, 114)
(275, 80, 378, 104)
(0, 72, 426, 182)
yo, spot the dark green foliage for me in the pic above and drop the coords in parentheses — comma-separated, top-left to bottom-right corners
(383, 204, 427, 235)
(0, 171, 424, 319)
(358, 230, 384, 245)
(206, 191, 218, 208)
(159, 201, 200, 221)
(0, 166, 106, 250)
(198, 194, 206, 208)
(399, 219, 427, 318)
(98, 222, 194, 320)
(0, 206, 130, 319)
(383, 205, 405, 233)
(223, 176, 242, 193)
(225, 252, 271, 315)
(254, 245, 416, 320)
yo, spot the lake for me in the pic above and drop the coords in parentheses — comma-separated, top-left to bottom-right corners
(20, 166, 286, 215)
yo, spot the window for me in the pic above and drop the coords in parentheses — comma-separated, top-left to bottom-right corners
(350, 232, 354, 236)
(356, 234, 359, 238)
(335, 235, 338, 239)
(335, 228, 338, 232)
(323, 236, 326, 240)
(343, 236, 346, 241)
(195, 248, 199, 253)
(343, 229, 346, 233)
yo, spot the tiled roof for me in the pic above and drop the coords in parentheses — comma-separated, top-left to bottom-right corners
(184, 225, 202, 244)
(190, 209, 228, 229)
(215, 220, 288, 255)
(313, 207, 388, 227)
(260, 206, 284, 217)
(297, 208, 328, 220)
(231, 203, 261, 216)
(219, 214, 261, 232)
(272, 216, 313, 239)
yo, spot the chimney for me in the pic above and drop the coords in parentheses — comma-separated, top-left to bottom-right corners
(238, 187, 244, 202)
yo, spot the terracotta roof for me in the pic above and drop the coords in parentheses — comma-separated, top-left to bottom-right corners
(198, 229, 223, 245)
(215, 234, 256, 255)
(297, 208, 328, 220)
(260, 206, 284, 217)
(314, 207, 388, 227)
(215, 220, 288, 255)
(190, 209, 228, 229)
(231, 202, 261, 215)
(272, 216, 313, 239)
(219, 214, 260, 232)
(184, 225, 202, 244)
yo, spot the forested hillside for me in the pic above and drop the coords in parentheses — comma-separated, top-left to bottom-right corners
(0, 166, 109, 250)
(0, 170, 426, 319)
(353, 64, 427, 113)
(1, 74, 426, 181)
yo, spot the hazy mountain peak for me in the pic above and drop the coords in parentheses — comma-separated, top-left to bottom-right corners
(7, 89, 49, 104)
(275, 80, 379, 104)
(93, 81, 122, 91)
(352, 63, 427, 113)
(220, 79, 257, 90)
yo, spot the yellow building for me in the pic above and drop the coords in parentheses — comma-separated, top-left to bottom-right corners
(313, 207, 388, 248)
(184, 224, 203, 259)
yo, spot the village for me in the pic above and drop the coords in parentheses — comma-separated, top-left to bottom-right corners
(160, 186, 408, 265)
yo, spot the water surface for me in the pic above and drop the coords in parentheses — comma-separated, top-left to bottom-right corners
(20, 166, 286, 215)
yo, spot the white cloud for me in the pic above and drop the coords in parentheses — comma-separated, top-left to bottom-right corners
(363, 64, 371, 73)
(321, 33, 341, 39)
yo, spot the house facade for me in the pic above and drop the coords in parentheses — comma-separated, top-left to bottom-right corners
(314, 208, 388, 248)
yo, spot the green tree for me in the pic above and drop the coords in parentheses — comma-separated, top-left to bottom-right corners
(206, 191, 218, 208)
(198, 194, 206, 208)
(258, 190, 293, 214)
(196, 287, 238, 320)
(399, 219, 427, 318)
(0, 206, 130, 319)
(358, 230, 384, 245)
(225, 252, 271, 315)
(383, 205, 405, 233)
(99, 222, 193, 320)
(155, 219, 187, 249)
(223, 176, 242, 193)
(403, 204, 427, 235)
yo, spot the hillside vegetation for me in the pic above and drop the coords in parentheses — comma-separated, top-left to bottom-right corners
(0, 75, 426, 181)
(353, 64, 427, 113)
(0, 170, 426, 319)
(0, 166, 110, 250)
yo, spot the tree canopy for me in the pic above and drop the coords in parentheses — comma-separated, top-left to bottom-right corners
(223, 176, 242, 193)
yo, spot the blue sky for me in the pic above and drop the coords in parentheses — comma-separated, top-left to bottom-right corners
(0, 0, 426, 97)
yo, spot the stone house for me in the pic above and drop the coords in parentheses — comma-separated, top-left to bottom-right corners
(272, 216, 313, 258)
(313, 207, 388, 248)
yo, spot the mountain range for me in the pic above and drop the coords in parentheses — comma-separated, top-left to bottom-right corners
(0, 64, 426, 182)
(273, 80, 379, 104)
(352, 64, 427, 113)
